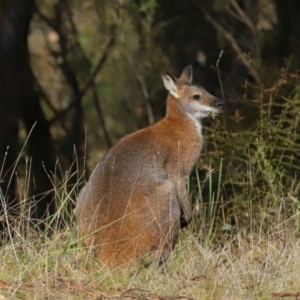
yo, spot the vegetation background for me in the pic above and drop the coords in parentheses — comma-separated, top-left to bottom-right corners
(0, 0, 300, 299)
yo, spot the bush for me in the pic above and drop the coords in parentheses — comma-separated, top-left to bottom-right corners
(192, 66, 300, 241)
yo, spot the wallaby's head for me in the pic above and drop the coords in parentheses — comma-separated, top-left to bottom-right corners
(162, 65, 223, 119)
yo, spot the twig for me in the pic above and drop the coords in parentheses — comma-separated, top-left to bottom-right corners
(216, 50, 226, 104)
(92, 84, 112, 148)
(229, 0, 261, 63)
(120, 288, 194, 299)
(192, 0, 261, 84)
(272, 292, 300, 298)
(49, 36, 115, 124)
(125, 53, 155, 126)
(230, 0, 254, 30)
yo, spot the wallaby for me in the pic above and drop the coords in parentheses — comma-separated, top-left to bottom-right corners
(76, 65, 223, 268)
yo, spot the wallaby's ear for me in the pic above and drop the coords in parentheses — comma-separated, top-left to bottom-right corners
(179, 65, 193, 84)
(161, 71, 179, 98)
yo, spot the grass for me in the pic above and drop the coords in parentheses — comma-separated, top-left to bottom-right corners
(1, 159, 300, 300)
(1, 71, 300, 298)
(0, 221, 300, 299)
(1, 150, 300, 299)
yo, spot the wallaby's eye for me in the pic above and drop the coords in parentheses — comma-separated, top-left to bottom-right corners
(193, 94, 201, 100)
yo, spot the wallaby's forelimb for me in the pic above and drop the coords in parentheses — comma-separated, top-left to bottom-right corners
(178, 183, 192, 228)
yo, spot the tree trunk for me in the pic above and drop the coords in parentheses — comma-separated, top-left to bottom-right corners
(275, 0, 300, 60)
(0, 9, 19, 209)
(0, 0, 56, 228)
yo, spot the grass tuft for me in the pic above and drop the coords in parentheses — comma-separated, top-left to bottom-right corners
(0, 167, 300, 300)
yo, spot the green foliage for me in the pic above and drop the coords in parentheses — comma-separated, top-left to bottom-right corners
(192, 66, 300, 242)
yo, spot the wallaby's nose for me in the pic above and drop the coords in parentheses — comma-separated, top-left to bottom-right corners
(216, 98, 224, 109)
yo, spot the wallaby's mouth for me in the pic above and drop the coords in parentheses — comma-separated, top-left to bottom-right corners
(214, 107, 224, 114)
(196, 105, 223, 119)
(209, 111, 217, 119)
(209, 106, 223, 119)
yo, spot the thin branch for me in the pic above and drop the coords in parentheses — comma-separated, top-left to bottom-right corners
(192, 0, 261, 84)
(33, 75, 58, 114)
(230, 0, 254, 31)
(33, 74, 72, 137)
(218, 0, 261, 65)
(81, 36, 115, 96)
(36, 3, 115, 152)
(91, 84, 112, 148)
(126, 53, 155, 126)
(35, 9, 52, 27)
(135, 72, 155, 125)
(217, 1, 243, 23)
(49, 36, 115, 124)
(229, 0, 261, 63)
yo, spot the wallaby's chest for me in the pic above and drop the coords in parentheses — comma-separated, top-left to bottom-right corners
(156, 134, 202, 177)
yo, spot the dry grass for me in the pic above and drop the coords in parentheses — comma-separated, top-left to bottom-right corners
(1, 151, 299, 300)
(0, 219, 300, 300)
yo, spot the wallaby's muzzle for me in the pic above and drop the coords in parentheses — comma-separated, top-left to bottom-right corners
(213, 97, 224, 113)
(205, 94, 224, 114)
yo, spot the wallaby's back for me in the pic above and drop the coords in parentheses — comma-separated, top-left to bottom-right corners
(76, 65, 223, 268)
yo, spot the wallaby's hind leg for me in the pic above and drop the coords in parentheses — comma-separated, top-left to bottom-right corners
(155, 214, 180, 268)
(94, 180, 181, 268)
(180, 206, 190, 229)
(94, 218, 179, 268)
(153, 180, 181, 267)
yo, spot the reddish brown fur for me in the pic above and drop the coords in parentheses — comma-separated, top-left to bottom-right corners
(76, 65, 223, 268)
